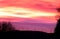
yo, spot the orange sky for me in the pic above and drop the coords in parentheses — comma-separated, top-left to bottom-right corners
(0, 0, 60, 22)
(0, 0, 59, 22)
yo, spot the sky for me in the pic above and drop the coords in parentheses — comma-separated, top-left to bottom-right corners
(0, 0, 60, 33)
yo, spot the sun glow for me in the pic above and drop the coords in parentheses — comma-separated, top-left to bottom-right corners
(0, 7, 57, 18)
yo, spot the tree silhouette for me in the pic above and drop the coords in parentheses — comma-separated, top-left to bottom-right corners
(1, 22, 15, 32)
(56, 8, 60, 12)
(53, 8, 60, 39)
(54, 8, 60, 33)
(54, 19, 60, 33)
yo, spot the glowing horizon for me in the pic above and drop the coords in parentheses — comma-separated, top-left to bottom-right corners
(0, 7, 57, 18)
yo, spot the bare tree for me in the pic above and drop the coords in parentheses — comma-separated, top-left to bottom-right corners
(0, 22, 15, 32)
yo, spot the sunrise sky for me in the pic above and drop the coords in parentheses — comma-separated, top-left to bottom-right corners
(0, 0, 60, 33)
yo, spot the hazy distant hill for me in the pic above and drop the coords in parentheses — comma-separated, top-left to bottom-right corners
(11, 22, 56, 33)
